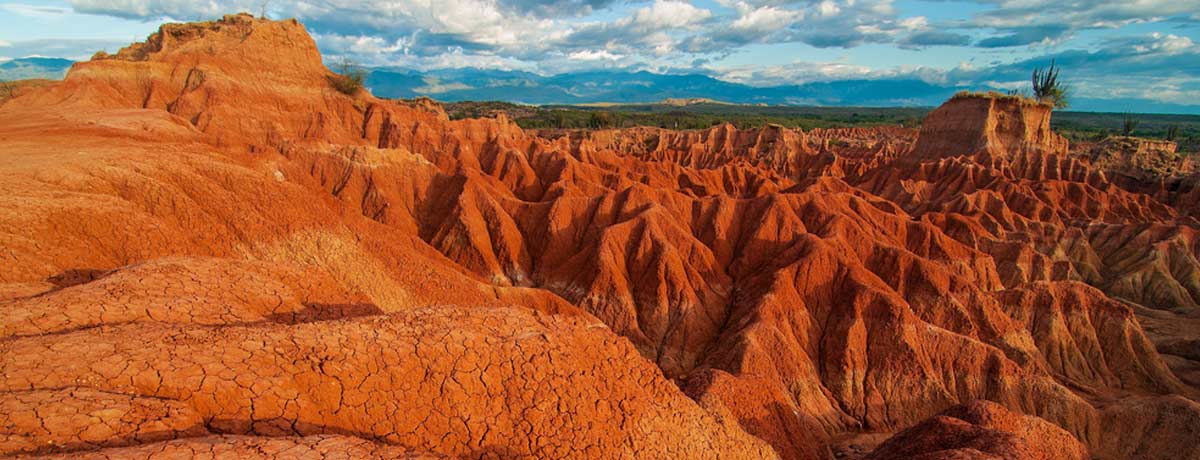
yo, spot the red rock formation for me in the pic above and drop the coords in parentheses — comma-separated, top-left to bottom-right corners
(913, 94, 1068, 160)
(867, 400, 1089, 460)
(1, 13, 1198, 460)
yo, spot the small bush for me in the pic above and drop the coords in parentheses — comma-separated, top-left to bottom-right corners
(1122, 112, 1139, 136)
(328, 59, 366, 96)
(0, 79, 16, 102)
(1166, 124, 1180, 142)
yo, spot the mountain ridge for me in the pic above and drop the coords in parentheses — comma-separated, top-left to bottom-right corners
(5, 55, 1197, 114)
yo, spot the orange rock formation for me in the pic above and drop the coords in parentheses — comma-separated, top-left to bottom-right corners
(867, 400, 1089, 460)
(1, 13, 1198, 460)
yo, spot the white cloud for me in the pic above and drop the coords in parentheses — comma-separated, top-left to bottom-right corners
(730, 5, 802, 32)
(631, 0, 712, 29)
(568, 49, 623, 61)
(412, 76, 473, 94)
(1143, 33, 1194, 54)
(717, 60, 885, 86)
(816, 1, 841, 18)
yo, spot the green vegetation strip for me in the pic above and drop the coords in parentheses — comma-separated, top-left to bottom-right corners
(440, 101, 1200, 153)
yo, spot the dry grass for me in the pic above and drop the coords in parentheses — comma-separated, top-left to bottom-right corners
(951, 90, 1050, 107)
(0, 80, 17, 102)
(0, 79, 56, 104)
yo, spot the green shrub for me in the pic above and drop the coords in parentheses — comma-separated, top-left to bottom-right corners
(328, 59, 366, 96)
(1032, 59, 1070, 109)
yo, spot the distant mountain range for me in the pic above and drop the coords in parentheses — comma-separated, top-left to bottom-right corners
(365, 68, 1200, 114)
(365, 67, 966, 108)
(3, 57, 1196, 114)
(0, 57, 73, 81)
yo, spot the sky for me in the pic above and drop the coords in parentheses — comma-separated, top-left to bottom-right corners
(1, 0, 1198, 108)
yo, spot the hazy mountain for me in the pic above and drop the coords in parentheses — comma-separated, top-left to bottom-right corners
(0, 57, 73, 80)
(6, 58, 1197, 114)
(364, 68, 980, 108)
(363, 68, 1200, 114)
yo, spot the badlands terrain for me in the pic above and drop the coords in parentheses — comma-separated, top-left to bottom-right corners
(1, 13, 1199, 460)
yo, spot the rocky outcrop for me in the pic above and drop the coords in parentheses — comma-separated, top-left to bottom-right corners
(1081, 136, 1192, 200)
(867, 401, 1089, 460)
(913, 93, 1069, 160)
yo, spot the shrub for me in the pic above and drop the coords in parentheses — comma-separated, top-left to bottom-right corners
(328, 59, 367, 96)
(1122, 112, 1139, 136)
(1032, 59, 1070, 109)
(588, 111, 615, 129)
(1166, 124, 1180, 142)
(0, 79, 16, 102)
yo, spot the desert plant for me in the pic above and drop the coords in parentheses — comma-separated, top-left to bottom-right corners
(1122, 112, 1139, 136)
(0, 79, 15, 102)
(328, 59, 367, 96)
(1032, 59, 1069, 109)
(1166, 124, 1180, 142)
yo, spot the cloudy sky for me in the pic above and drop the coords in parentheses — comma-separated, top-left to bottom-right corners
(1, 0, 1198, 106)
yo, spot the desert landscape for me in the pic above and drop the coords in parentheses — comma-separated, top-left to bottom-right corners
(1, 12, 1199, 460)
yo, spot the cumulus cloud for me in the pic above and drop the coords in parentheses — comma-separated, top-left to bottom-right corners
(569, 49, 625, 61)
(70, 0, 559, 53)
(961, 0, 1200, 47)
(555, 0, 712, 57)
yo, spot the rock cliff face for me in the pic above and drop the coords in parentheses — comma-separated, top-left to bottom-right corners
(1, 14, 1198, 460)
(913, 94, 1069, 160)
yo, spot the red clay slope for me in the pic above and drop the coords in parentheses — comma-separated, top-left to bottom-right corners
(1, 13, 1198, 460)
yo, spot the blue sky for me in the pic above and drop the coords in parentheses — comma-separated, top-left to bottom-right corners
(2, 0, 1198, 107)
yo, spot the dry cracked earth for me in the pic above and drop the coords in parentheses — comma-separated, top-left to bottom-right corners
(1, 13, 1199, 460)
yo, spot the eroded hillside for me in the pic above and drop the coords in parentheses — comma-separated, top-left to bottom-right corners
(1, 14, 1198, 460)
